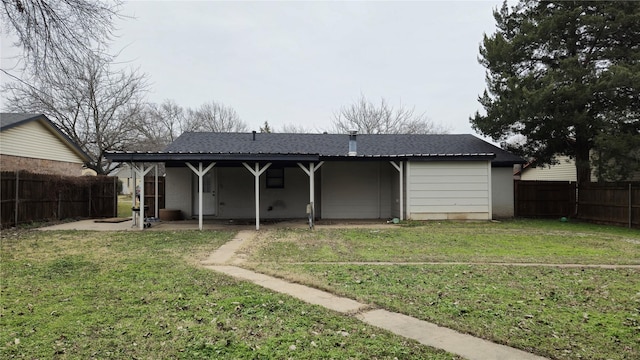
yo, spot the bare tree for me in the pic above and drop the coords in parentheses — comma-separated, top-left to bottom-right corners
(132, 100, 187, 151)
(1, 0, 122, 78)
(2, 54, 148, 174)
(187, 100, 248, 132)
(279, 123, 314, 133)
(332, 94, 448, 134)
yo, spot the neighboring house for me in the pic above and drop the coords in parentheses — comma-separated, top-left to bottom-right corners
(0, 113, 90, 176)
(111, 163, 136, 194)
(515, 155, 639, 182)
(107, 132, 524, 228)
(516, 156, 579, 182)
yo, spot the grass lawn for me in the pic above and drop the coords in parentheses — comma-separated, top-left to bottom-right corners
(0, 230, 457, 359)
(242, 220, 640, 360)
(243, 219, 640, 265)
(117, 195, 133, 218)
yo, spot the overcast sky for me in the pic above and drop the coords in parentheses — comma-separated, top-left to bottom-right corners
(2, 0, 505, 136)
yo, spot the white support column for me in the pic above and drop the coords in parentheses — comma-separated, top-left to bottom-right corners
(154, 165, 159, 218)
(130, 163, 136, 222)
(186, 162, 216, 230)
(390, 161, 404, 221)
(132, 163, 153, 230)
(243, 162, 271, 230)
(297, 161, 324, 218)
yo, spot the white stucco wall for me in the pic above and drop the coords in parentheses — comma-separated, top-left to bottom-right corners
(406, 161, 491, 220)
(491, 167, 515, 218)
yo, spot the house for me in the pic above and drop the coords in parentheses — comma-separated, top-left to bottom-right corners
(515, 156, 639, 182)
(111, 163, 137, 194)
(106, 132, 524, 229)
(0, 113, 90, 176)
(515, 156, 579, 181)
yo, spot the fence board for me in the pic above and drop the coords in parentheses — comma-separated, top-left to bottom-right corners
(514, 181, 576, 218)
(515, 180, 639, 228)
(142, 176, 165, 218)
(578, 182, 640, 228)
(0, 171, 117, 228)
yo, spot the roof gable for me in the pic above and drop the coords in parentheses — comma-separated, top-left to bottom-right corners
(0, 113, 90, 162)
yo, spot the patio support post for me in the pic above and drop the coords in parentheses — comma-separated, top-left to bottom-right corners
(186, 162, 216, 230)
(154, 165, 159, 218)
(130, 163, 136, 221)
(132, 163, 153, 230)
(297, 161, 324, 220)
(390, 161, 404, 221)
(243, 162, 271, 230)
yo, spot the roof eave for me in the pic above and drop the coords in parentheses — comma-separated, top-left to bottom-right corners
(105, 152, 320, 162)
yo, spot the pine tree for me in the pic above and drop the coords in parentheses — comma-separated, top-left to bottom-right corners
(471, 1, 640, 184)
(260, 121, 272, 133)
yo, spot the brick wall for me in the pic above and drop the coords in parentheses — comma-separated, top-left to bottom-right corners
(0, 154, 84, 176)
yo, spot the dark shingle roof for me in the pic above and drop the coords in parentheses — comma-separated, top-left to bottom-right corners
(0, 113, 43, 131)
(108, 132, 524, 166)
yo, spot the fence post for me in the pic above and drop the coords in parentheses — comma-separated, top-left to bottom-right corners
(88, 184, 92, 218)
(630, 183, 633, 229)
(58, 190, 62, 220)
(14, 171, 19, 227)
(113, 177, 117, 218)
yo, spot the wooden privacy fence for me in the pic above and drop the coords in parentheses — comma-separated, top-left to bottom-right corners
(1, 171, 118, 228)
(514, 181, 576, 218)
(514, 180, 640, 228)
(127, 176, 165, 218)
(578, 182, 640, 228)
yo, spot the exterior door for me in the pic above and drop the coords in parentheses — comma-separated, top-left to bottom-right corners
(192, 170, 217, 216)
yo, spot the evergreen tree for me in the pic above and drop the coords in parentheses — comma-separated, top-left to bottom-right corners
(260, 121, 272, 133)
(471, 1, 640, 184)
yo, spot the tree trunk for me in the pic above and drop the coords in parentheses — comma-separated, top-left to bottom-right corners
(575, 142, 592, 186)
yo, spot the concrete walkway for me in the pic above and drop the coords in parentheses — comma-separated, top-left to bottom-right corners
(201, 230, 548, 360)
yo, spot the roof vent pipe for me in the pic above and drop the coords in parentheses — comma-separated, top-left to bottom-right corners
(348, 130, 357, 156)
(252, 130, 256, 141)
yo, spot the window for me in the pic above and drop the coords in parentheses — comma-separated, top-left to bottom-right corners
(266, 167, 284, 188)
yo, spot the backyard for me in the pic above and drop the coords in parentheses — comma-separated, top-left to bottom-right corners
(1, 219, 638, 359)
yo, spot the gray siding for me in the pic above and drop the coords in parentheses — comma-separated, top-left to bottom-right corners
(406, 161, 491, 220)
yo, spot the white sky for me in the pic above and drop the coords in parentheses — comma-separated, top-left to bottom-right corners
(2, 0, 505, 136)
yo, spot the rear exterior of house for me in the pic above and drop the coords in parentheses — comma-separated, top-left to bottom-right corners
(0, 113, 90, 176)
(108, 132, 523, 227)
